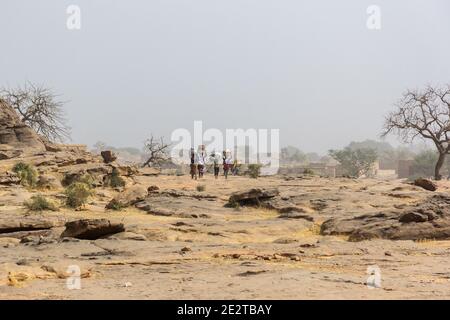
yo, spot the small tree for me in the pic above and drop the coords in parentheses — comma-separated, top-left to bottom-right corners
(12, 162, 38, 187)
(65, 182, 93, 209)
(382, 85, 450, 180)
(142, 135, 171, 167)
(1, 82, 70, 142)
(410, 150, 450, 179)
(329, 147, 378, 178)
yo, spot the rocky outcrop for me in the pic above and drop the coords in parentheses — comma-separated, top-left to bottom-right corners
(60, 219, 125, 240)
(320, 194, 450, 241)
(0, 218, 56, 234)
(0, 99, 45, 156)
(0, 172, 21, 185)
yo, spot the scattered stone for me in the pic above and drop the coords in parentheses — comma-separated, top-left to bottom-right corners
(60, 219, 125, 240)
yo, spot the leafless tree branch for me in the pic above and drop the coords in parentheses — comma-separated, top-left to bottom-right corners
(1, 82, 71, 142)
(142, 135, 171, 167)
(381, 84, 450, 179)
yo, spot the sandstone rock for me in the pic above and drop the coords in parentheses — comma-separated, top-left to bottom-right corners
(0, 172, 21, 185)
(0, 229, 54, 240)
(107, 232, 147, 241)
(37, 174, 62, 189)
(321, 195, 450, 241)
(0, 219, 55, 234)
(60, 163, 110, 186)
(399, 211, 429, 223)
(0, 99, 45, 154)
(263, 198, 306, 213)
(138, 167, 160, 176)
(278, 212, 314, 221)
(413, 178, 437, 191)
(60, 219, 125, 240)
(157, 189, 217, 200)
(228, 188, 279, 206)
(0, 145, 22, 159)
(106, 185, 148, 209)
(101, 150, 117, 163)
(147, 185, 160, 193)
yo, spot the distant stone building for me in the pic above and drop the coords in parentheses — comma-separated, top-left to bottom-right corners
(397, 159, 414, 178)
(278, 163, 337, 177)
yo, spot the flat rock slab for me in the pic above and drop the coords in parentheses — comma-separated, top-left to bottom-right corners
(321, 194, 450, 241)
(0, 219, 56, 234)
(61, 219, 125, 240)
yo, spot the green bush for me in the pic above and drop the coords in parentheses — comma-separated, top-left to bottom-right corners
(62, 172, 95, 187)
(24, 194, 58, 212)
(106, 168, 125, 188)
(65, 182, 93, 208)
(303, 168, 315, 175)
(12, 162, 37, 187)
(248, 164, 262, 179)
(196, 184, 206, 192)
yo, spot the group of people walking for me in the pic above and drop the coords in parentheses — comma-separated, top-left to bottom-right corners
(189, 146, 238, 180)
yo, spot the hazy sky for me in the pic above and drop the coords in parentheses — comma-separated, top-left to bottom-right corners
(1, 0, 449, 153)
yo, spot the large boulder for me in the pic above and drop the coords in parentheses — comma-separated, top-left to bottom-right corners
(413, 178, 437, 191)
(228, 188, 279, 206)
(100, 150, 117, 164)
(0, 99, 45, 155)
(106, 185, 148, 209)
(60, 219, 125, 240)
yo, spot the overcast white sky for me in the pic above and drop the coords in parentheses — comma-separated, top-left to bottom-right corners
(1, 0, 449, 153)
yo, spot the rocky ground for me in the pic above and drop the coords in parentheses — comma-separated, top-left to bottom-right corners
(1, 168, 450, 300)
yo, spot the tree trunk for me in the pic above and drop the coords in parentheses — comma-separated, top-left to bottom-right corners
(435, 152, 446, 180)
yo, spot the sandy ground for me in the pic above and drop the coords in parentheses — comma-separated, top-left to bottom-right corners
(1, 174, 450, 299)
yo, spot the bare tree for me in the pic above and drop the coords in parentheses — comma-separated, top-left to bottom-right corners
(1, 82, 70, 142)
(382, 84, 450, 180)
(142, 135, 171, 167)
